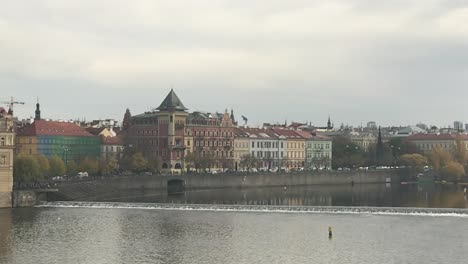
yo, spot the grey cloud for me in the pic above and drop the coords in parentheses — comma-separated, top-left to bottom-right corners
(1, 0, 468, 127)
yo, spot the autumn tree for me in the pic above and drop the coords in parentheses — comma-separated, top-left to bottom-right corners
(453, 135, 467, 165)
(49, 156, 66, 177)
(442, 161, 465, 180)
(400, 154, 427, 171)
(429, 146, 452, 172)
(79, 157, 99, 175)
(34, 154, 50, 177)
(13, 154, 41, 182)
(130, 152, 148, 172)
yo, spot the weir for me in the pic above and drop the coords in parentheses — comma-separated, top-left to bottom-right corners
(37, 201, 468, 218)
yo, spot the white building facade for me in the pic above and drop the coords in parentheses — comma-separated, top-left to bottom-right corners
(306, 135, 333, 170)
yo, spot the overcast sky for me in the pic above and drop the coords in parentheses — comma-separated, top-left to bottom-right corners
(1, 0, 468, 127)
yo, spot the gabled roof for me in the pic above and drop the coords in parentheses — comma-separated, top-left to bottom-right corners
(101, 135, 123, 145)
(235, 127, 284, 140)
(156, 89, 188, 111)
(272, 128, 308, 139)
(17, 120, 94, 137)
(85, 127, 107, 136)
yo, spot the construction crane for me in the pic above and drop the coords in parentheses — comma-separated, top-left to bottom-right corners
(0, 96, 25, 114)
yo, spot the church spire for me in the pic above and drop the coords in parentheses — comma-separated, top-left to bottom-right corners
(230, 108, 236, 125)
(327, 115, 332, 129)
(35, 97, 41, 120)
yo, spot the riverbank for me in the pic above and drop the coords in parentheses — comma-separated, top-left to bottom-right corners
(48, 171, 399, 202)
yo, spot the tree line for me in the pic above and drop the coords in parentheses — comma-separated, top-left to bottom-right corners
(332, 135, 467, 181)
(13, 154, 122, 182)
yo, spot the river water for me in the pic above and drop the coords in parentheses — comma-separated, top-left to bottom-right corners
(1, 184, 468, 264)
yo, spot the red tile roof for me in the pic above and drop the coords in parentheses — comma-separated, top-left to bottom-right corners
(407, 133, 468, 141)
(17, 120, 94, 137)
(294, 130, 314, 139)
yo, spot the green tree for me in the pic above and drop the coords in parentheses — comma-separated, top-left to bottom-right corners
(49, 156, 66, 177)
(13, 154, 41, 182)
(34, 154, 50, 177)
(67, 160, 79, 176)
(387, 138, 420, 156)
(332, 136, 366, 169)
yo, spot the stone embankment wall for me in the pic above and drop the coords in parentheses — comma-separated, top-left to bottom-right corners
(53, 171, 399, 201)
(0, 170, 13, 208)
(12, 191, 48, 207)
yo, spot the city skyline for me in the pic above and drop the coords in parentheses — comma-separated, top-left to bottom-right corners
(4, 90, 466, 130)
(1, 1, 468, 127)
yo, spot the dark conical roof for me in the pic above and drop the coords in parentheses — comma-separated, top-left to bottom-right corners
(156, 89, 188, 111)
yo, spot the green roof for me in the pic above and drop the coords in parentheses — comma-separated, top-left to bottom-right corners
(156, 89, 188, 111)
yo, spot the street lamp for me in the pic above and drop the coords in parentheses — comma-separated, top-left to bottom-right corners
(62, 145, 69, 165)
(390, 145, 401, 167)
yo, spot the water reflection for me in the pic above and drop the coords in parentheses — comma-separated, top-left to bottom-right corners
(0, 209, 12, 261)
(87, 183, 468, 209)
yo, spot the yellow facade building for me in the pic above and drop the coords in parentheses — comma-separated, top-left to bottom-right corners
(0, 108, 14, 208)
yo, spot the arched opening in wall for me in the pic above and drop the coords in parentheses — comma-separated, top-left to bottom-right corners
(167, 179, 185, 194)
(174, 163, 182, 169)
(162, 163, 168, 169)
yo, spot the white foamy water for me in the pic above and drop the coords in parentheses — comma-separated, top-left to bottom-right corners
(37, 201, 468, 218)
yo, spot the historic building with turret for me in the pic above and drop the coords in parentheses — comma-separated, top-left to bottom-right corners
(0, 107, 14, 207)
(125, 89, 237, 172)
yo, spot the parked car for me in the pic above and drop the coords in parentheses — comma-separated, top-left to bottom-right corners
(77, 172, 89, 178)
